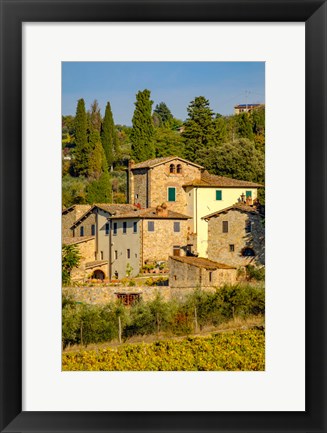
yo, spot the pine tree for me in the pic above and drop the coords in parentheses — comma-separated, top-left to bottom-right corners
(182, 96, 216, 163)
(73, 98, 90, 176)
(101, 101, 118, 169)
(154, 102, 173, 127)
(130, 89, 155, 162)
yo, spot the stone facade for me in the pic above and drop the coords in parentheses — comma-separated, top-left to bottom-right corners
(129, 157, 202, 214)
(169, 256, 237, 289)
(205, 206, 265, 268)
(62, 205, 91, 238)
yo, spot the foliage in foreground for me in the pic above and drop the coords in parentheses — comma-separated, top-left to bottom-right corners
(62, 285, 265, 348)
(62, 329, 265, 371)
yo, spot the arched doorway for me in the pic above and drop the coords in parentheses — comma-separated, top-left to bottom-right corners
(92, 269, 105, 280)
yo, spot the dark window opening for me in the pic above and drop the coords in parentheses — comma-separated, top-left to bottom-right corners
(105, 223, 109, 235)
(91, 224, 96, 236)
(222, 221, 228, 233)
(127, 249, 130, 259)
(100, 251, 103, 260)
(242, 247, 255, 257)
(174, 221, 180, 232)
(229, 244, 235, 252)
(209, 272, 213, 282)
(113, 222, 117, 235)
(148, 221, 154, 232)
(133, 221, 137, 233)
(123, 221, 127, 234)
(80, 226, 84, 236)
(115, 293, 140, 306)
(169, 164, 175, 173)
(114, 250, 118, 260)
(177, 164, 182, 174)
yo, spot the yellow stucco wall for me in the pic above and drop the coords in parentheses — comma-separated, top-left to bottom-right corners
(188, 187, 258, 257)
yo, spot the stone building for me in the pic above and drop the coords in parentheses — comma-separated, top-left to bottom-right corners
(63, 236, 108, 281)
(203, 203, 265, 268)
(62, 204, 91, 238)
(169, 256, 237, 289)
(127, 156, 203, 213)
(109, 204, 191, 278)
(127, 156, 262, 257)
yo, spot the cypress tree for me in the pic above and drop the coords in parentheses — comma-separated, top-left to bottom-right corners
(182, 96, 215, 163)
(89, 99, 102, 134)
(73, 98, 90, 176)
(88, 129, 107, 180)
(101, 101, 118, 170)
(130, 89, 155, 162)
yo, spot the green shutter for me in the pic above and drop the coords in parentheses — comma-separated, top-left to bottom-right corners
(216, 190, 222, 200)
(246, 190, 252, 198)
(168, 187, 176, 201)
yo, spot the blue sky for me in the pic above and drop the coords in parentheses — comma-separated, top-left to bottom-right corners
(62, 62, 265, 125)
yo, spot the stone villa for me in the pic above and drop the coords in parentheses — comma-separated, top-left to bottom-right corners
(63, 156, 264, 283)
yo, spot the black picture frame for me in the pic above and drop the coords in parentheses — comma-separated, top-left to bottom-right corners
(0, 1, 326, 432)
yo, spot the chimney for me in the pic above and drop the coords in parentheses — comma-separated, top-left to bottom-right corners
(127, 160, 135, 204)
(156, 203, 168, 217)
(246, 196, 253, 206)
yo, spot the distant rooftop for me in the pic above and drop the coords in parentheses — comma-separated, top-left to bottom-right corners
(130, 156, 203, 170)
(183, 170, 263, 188)
(169, 256, 236, 270)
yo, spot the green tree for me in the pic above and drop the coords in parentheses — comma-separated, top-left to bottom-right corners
(73, 98, 91, 176)
(62, 175, 88, 208)
(86, 169, 112, 204)
(101, 101, 118, 169)
(130, 89, 155, 162)
(236, 112, 254, 141)
(88, 130, 108, 180)
(182, 96, 216, 163)
(62, 244, 81, 286)
(154, 127, 184, 158)
(153, 102, 173, 127)
(198, 138, 264, 184)
(88, 99, 102, 134)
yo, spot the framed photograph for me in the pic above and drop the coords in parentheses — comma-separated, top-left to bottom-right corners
(0, 0, 326, 432)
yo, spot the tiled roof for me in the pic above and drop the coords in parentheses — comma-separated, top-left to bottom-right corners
(85, 260, 108, 269)
(169, 256, 236, 270)
(202, 203, 262, 220)
(70, 203, 137, 228)
(110, 207, 191, 220)
(62, 204, 91, 215)
(131, 156, 203, 169)
(183, 170, 263, 188)
(63, 236, 95, 245)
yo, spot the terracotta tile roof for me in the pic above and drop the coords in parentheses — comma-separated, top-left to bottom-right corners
(62, 204, 91, 215)
(85, 260, 108, 269)
(131, 156, 203, 170)
(110, 207, 191, 220)
(169, 256, 236, 270)
(69, 203, 137, 228)
(63, 236, 95, 245)
(183, 170, 263, 188)
(202, 203, 263, 220)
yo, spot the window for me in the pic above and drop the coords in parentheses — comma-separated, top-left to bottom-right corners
(105, 223, 109, 235)
(246, 190, 252, 198)
(173, 221, 180, 232)
(114, 250, 118, 260)
(113, 222, 117, 235)
(133, 221, 137, 233)
(222, 221, 228, 233)
(127, 249, 130, 259)
(100, 251, 103, 260)
(216, 190, 222, 200)
(169, 164, 175, 173)
(173, 246, 181, 256)
(229, 244, 235, 252)
(242, 247, 255, 257)
(245, 221, 252, 233)
(91, 224, 95, 236)
(177, 164, 182, 174)
(168, 187, 176, 202)
(80, 226, 84, 236)
(123, 221, 127, 234)
(209, 272, 213, 282)
(148, 221, 154, 232)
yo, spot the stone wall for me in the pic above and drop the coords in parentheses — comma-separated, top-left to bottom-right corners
(169, 258, 237, 289)
(207, 209, 265, 267)
(72, 213, 96, 237)
(70, 238, 96, 281)
(132, 168, 148, 208)
(142, 219, 190, 263)
(62, 205, 90, 238)
(148, 160, 201, 214)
